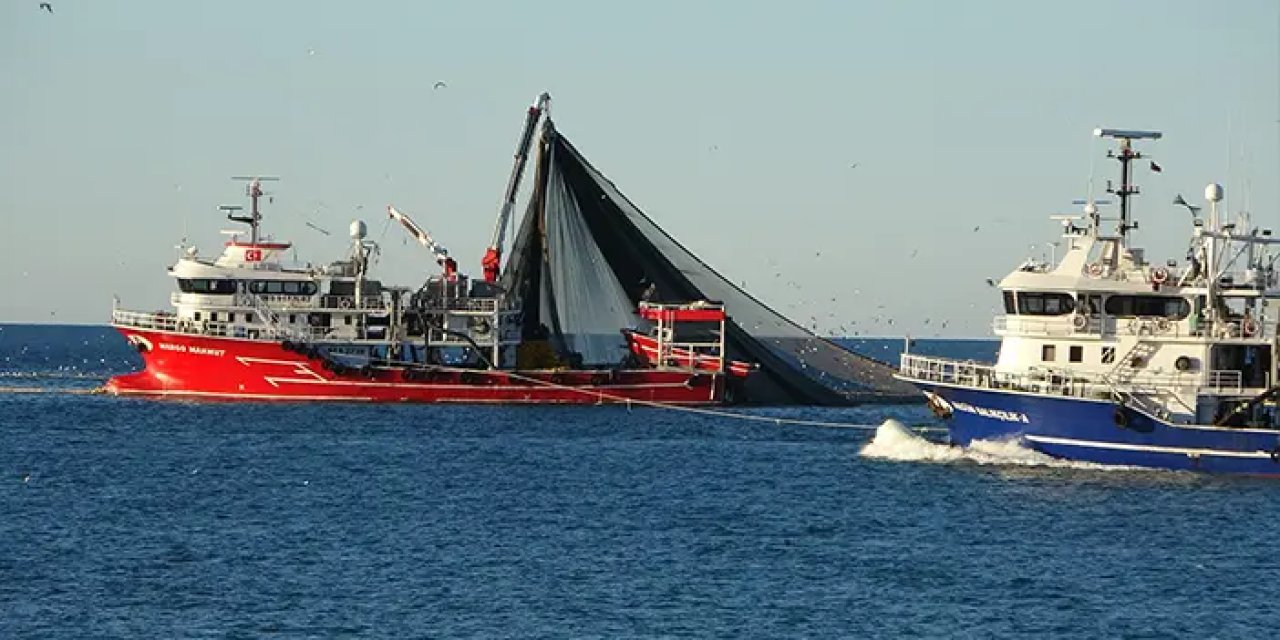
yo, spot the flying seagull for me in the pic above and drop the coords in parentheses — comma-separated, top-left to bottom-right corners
(39, 2, 52, 12)
(433, 81, 447, 90)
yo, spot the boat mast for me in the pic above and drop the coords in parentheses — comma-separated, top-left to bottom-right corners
(227, 176, 280, 244)
(1095, 128, 1161, 252)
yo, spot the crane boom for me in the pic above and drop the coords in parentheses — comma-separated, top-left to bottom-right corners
(387, 204, 450, 264)
(482, 92, 551, 282)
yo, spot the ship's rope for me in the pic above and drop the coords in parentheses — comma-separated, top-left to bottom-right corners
(0, 366, 941, 434)
(424, 364, 941, 433)
(0, 385, 103, 395)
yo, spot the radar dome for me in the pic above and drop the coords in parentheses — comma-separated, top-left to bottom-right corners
(350, 220, 367, 239)
(1205, 183, 1223, 203)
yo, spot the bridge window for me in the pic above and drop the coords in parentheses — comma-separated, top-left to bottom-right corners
(1102, 347, 1115, 364)
(1002, 291, 1016, 314)
(1042, 344, 1056, 362)
(1104, 295, 1190, 319)
(178, 278, 236, 295)
(249, 280, 318, 296)
(1017, 292, 1075, 316)
(1069, 345, 1083, 363)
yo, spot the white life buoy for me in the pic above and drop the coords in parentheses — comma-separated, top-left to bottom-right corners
(339, 298, 352, 309)
(1087, 262, 1105, 277)
(1150, 267, 1170, 285)
(1071, 314, 1088, 330)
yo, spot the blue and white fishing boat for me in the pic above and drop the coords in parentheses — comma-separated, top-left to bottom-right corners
(898, 127, 1280, 474)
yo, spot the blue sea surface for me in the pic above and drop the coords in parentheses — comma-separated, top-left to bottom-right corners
(2, 325, 1277, 638)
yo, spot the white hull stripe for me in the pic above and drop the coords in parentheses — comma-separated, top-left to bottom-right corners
(1025, 435, 1275, 459)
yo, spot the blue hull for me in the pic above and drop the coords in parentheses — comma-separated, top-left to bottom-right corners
(917, 383, 1280, 475)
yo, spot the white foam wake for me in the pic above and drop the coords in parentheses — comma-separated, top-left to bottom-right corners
(859, 419, 1135, 471)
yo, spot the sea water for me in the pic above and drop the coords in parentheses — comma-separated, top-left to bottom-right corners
(2, 325, 1277, 638)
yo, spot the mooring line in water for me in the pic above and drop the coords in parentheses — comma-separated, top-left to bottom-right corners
(0, 386, 104, 395)
(0, 367, 941, 434)
(430, 365, 942, 433)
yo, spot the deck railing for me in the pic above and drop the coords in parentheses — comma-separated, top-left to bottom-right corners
(112, 308, 336, 341)
(899, 352, 1248, 399)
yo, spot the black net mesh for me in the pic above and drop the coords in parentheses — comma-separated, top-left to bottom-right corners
(502, 121, 918, 405)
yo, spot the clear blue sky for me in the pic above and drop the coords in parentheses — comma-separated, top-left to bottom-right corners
(2, 0, 1277, 337)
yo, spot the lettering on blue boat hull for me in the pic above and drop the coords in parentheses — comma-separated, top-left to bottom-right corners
(918, 385, 1280, 474)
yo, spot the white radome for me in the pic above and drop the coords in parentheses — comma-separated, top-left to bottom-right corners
(350, 219, 367, 239)
(1205, 183, 1223, 203)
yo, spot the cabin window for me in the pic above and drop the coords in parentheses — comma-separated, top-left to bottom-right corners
(1104, 295, 1191, 319)
(344, 315, 353, 326)
(194, 311, 202, 321)
(1017, 292, 1075, 316)
(1002, 291, 1016, 314)
(244, 313, 253, 324)
(1069, 346, 1083, 363)
(249, 280, 317, 296)
(1077, 294, 1102, 315)
(178, 278, 236, 295)
(288, 314, 297, 324)
(1042, 344, 1056, 362)
(1102, 347, 1116, 364)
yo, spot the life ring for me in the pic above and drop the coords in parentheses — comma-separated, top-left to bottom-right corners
(1175, 356, 1193, 372)
(1071, 314, 1088, 331)
(1155, 318, 1171, 333)
(1150, 267, 1170, 285)
(339, 298, 352, 309)
(1086, 262, 1105, 277)
(1242, 318, 1259, 337)
(1113, 406, 1129, 428)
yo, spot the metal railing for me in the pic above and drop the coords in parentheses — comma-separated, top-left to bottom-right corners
(899, 352, 1248, 400)
(994, 314, 1276, 340)
(113, 308, 337, 341)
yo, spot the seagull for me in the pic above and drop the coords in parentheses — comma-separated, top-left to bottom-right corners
(985, 278, 997, 287)
(39, 3, 52, 13)
(849, 162, 859, 169)
(973, 225, 981, 232)
(433, 81, 447, 90)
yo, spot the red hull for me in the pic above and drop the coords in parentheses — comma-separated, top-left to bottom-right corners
(105, 328, 727, 404)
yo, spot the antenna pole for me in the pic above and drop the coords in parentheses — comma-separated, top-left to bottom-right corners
(249, 179, 262, 244)
(229, 176, 280, 245)
(1095, 128, 1161, 244)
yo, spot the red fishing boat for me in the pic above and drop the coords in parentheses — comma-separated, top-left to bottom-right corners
(106, 96, 756, 404)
